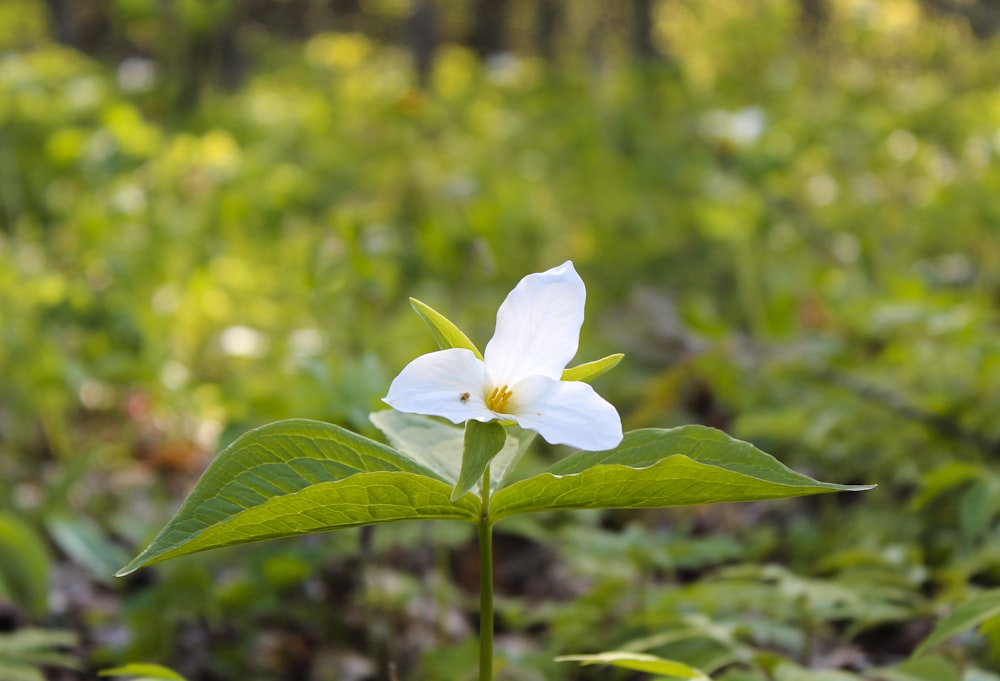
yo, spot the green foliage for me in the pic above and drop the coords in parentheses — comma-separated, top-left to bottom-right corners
(4, 0, 1000, 678)
(119, 415, 863, 583)
(100, 663, 187, 681)
(914, 589, 1000, 657)
(370, 410, 536, 491)
(560, 353, 625, 383)
(454, 420, 506, 500)
(410, 298, 484, 360)
(116, 419, 481, 575)
(492, 427, 869, 521)
(0, 514, 50, 617)
(556, 651, 710, 679)
(45, 514, 130, 585)
(873, 656, 961, 681)
(0, 629, 78, 681)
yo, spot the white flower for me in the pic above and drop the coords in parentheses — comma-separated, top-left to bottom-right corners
(383, 261, 623, 451)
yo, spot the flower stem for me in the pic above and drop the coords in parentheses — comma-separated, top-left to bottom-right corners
(478, 466, 494, 681)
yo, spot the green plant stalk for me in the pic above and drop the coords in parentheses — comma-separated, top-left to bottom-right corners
(479, 466, 494, 681)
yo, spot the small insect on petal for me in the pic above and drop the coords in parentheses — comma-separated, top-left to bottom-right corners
(460, 392, 470, 403)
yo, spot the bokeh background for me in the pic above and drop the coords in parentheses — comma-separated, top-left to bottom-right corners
(3, 0, 1000, 679)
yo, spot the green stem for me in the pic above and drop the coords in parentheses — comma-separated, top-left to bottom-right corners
(479, 466, 494, 681)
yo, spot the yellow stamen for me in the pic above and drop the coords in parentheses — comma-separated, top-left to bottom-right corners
(486, 385, 513, 413)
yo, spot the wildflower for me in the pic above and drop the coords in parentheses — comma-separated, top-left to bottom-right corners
(384, 262, 623, 451)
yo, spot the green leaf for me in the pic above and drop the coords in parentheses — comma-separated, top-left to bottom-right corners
(910, 462, 983, 510)
(913, 588, 1000, 656)
(453, 420, 506, 501)
(409, 298, 482, 359)
(488, 425, 537, 492)
(99, 663, 188, 680)
(773, 664, 860, 681)
(0, 629, 79, 679)
(963, 670, 1000, 681)
(0, 660, 43, 681)
(871, 655, 959, 681)
(555, 651, 710, 679)
(0, 513, 51, 616)
(369, 411, 535, 491)
(45, 514, 129, 585)
(561, 353, 624, 382)
(621, 613, 755, 665)
(116, 419, 480, 576)
(492, 426, 873, 521)
(370, 410, 464, 484)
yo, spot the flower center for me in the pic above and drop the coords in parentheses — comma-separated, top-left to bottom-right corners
(486, 385, 513, 413)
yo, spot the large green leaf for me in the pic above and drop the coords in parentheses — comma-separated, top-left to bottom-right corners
(492, 426, 872, 521)
(117, 419, 479, 576)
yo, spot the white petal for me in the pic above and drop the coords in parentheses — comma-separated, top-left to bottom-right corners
(508, 375, 623, 451)
(484, 261, 586, 385)
(383, 349, 494, 424)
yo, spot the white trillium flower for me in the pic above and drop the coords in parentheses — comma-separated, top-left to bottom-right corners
(383, 261, 623, 451)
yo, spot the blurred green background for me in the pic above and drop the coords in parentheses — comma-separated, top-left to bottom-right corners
(4, 0, 1000, 679)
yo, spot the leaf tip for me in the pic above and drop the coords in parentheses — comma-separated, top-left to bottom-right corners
(114, 563, 137, 578)
(847, 483, 877, 492)
(561, 353, 625, 383)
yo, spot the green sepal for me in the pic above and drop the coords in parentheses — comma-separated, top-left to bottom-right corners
(410, 297, 482, 359)
(453, 420, 506, 501)
(561, 353, 624, 382)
